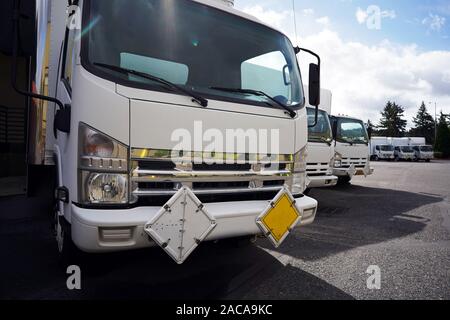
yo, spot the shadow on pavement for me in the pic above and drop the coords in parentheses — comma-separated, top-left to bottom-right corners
(0, 195, 352, 300)
(260, 184, 442, 261)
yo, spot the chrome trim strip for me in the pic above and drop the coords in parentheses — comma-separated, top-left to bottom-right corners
(132, 186, 284, 197)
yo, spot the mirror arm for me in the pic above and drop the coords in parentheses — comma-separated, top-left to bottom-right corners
(10, 0, 65, 112)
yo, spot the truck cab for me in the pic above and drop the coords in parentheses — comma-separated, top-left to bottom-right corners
(372, 144, 395, 161)
(394, 146, 415, 161)
(412, 145, 434, 162)
(4, 0, 321, 264)
(304, 89, 337, 189)
(330, 115, 373, 183)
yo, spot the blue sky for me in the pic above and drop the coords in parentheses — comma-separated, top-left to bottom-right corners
(234, 0, 450, 125)
(236, 0, 450, 51)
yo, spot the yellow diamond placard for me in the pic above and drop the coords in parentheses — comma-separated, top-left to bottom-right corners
(257, 187, 302, 248)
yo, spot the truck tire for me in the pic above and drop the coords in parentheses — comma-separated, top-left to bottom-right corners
(337, 176, 351, 185)
(55, 214, 81, 269)
(374, 155, 379, 161)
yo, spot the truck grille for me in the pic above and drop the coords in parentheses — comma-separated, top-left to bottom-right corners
(341, 158, 368, 169)
(130, 149, 293, 202)
(306, 162, 330, 177)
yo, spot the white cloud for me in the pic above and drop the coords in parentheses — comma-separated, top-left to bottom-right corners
(240, 5, 292, 31)
(422, 13, 446, 32)
(316, 16, 330, 27)
(356, 7, 396, 25)
(302, 8, 314, 16)
(298, 30, 450, 125)
(356, 7, 368, 24)
(381, 10, 396, 19)
(237, 5, 450, 125)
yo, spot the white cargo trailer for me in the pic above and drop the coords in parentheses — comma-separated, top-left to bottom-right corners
(1, 0, 322, 264)
(370, 137, 395, 161)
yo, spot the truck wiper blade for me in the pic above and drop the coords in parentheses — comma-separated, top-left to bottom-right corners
(209, 87, 297, 118)
(93, 62, 208, 107)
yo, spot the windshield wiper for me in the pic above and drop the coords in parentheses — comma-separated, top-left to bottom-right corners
(209, 87, 297, 118)
(93, 62, 208, 107)
(310, 136, 332, 146)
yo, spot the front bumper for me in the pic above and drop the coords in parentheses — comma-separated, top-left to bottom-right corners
(333, 163, 374, 178)
(71, 196, 318, 253)
(307, 175, 338, 188)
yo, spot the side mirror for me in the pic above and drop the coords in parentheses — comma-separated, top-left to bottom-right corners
(295, 47, 321, 128)
(308, 63, 321, 107)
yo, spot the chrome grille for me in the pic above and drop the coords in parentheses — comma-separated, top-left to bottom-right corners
(306, 162, 330, 177)
(341, 158, 368, 168)
(130, 151, 293, 198)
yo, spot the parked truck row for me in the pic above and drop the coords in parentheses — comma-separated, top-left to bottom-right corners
(370, 137, 433, 162)
(1, 0, 373, 265)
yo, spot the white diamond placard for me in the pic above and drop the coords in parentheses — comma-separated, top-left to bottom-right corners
(144, 187, 217, 264)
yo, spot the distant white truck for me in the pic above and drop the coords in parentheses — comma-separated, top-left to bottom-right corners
(305, 89, 338, 189)
(330, 115, 373, 184)
(397, 137, 433, 162)
(391, 138, 415, 161)
(370, 137, 395, 161)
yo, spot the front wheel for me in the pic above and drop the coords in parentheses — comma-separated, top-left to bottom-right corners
(374, 155, 379, 161)
(54, 210, 81, 269)
(337, 176, 351, 185)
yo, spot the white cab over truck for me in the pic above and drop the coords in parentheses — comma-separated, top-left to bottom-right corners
(330, 115, 373, 184)
(370, 137, 395, 161)
(3, 0, 323, 264)
(305, 88, 337, 189)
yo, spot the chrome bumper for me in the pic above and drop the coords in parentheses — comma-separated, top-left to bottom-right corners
(70, 196, 318, 253)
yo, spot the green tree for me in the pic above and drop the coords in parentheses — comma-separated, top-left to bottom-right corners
(435, 112, 450, 157)
(410, 102, 435, 144)
(378, 101, 408, 137)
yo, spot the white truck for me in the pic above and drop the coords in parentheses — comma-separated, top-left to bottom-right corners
(3, 0, 322, 264)
(305, 89, 337, 189)
(408, 137, 434, 162)
(370, 137, 433, 162)
(370, 137, 395, 161)
(329, 115, 373, 184)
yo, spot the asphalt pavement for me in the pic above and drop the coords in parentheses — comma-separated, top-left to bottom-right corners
(1, 160, 449, 300)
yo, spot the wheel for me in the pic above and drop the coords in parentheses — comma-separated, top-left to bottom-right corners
(374, 156, 379, 161)
(394, 156, 399, 162)
(221, 236, 255, 249)
(426, 159, 431, 162)
(55, 213, 80, 269)
(337, 176, 351, 185)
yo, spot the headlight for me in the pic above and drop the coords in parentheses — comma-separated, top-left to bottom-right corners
(288, 147, 307, 194)
(78, 123, 129, 205)
(333, 151, 342, 168)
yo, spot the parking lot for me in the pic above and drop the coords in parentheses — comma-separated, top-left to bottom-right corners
(1, 160, 450, 300)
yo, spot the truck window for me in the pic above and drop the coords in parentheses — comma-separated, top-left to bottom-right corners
(376, 146, 380, 151)
(81, 0, 304, 110)
(62, 25, 77, 92)
(307, 108, 332, 143)
(336, 119, 369, 144)
(242, 51, 291, 103)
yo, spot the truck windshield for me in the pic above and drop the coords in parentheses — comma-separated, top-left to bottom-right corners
(380, 145, 394, 151)
(335, 118, 369, 144)
(307, 108, 332, 144)
(400, 146, 414, 152)
(82, 0, 304, 110)
(420, 146, 433, 152)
